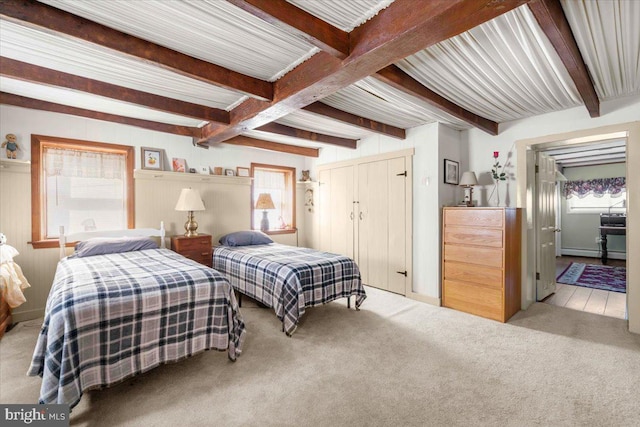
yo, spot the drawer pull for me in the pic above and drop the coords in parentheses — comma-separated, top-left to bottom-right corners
(396, 270, 407, 277)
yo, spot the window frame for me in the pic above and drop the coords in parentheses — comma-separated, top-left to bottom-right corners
(30, 134, 135, 249)
(250, 163, 296, 235)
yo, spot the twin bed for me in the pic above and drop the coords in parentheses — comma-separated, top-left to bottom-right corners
(213, 235, 366, 335)
(28, 227, 365, 408)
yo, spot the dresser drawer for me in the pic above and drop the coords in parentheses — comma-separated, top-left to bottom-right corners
(444, 262, 503, 290)
(444, 244, 503, 268)
(443, 279, 503, 322)
(444, 226, 503, 248)
(444, 209, 503, 228)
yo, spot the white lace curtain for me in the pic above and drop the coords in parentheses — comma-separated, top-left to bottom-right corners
(44, 147, 124, 179)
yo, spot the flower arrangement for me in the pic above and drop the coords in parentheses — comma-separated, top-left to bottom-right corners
(491, 151, 506, 181)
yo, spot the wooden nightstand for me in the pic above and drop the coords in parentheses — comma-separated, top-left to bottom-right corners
(170, 234, 212, 267)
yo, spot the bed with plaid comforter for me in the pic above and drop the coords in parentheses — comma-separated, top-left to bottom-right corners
(28, 248, 245, 408)
(212, 244, 366, 335)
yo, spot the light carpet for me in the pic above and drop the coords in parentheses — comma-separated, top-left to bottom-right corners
(557, 262, 626, 293)
(1, 286, 639, 426)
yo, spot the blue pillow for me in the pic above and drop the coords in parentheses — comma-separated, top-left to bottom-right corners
(73, 236, 159, 258)
(219, 231, 273, 246)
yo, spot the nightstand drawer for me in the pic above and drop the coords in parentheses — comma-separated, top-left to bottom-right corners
(170, 234, 212, 267)
(172, 236, 211, 251)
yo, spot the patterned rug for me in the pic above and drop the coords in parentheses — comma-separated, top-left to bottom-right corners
(556, 262, 626, 293)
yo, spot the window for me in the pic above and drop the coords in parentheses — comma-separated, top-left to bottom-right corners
(31, 135, 134, 248)
(250, 163, 296, 234)
(566, 192, 626, 214)
(562, 176, 626, 214)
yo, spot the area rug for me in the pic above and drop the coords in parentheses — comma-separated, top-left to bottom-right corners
(556, 262, 626, 293)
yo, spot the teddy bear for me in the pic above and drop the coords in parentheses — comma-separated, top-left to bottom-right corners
(2, 134, 20, 159)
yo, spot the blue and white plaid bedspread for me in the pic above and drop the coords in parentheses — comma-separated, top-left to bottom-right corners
(28, 249, 245, 408)
(212, 244, 366, 335)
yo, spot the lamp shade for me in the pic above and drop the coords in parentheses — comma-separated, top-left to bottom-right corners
(255, 193, 275, 210)
(459, 171, 478, 186)
(174, 188, 205, 211)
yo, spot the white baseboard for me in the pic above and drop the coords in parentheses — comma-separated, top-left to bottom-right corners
(10, 308, 45, 323)
(561, 248, 627, 260)
(409, 291, 441, 306)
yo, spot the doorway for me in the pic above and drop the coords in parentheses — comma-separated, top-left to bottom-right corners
(538, 140, 627, 319)
(515, 121, 639, 334)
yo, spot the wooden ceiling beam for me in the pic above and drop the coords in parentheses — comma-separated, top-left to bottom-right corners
(374, 65, 499, 135)
(0, 57, 230, 123)
(528, 0, 600, 117)
(0, 0, 273, 101)
(227, 0, 349, 58)
(232, 0, 498, 136)
(200, 0, 527, 144)
(0, 92, 199, 137)
(223, 135, 319, 157)
(256, 122, 357, 149)
(303, 102, 406, 139)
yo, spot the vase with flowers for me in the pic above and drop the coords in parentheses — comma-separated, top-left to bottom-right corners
(489, 151, 506, 206)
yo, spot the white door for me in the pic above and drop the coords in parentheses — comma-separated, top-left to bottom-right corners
(358, 161, 389, 289)
(387, 157, 407, 295)
(357, 158, 407, 295)
(319, 167, 354, 256)
(536, 151, 557, 300)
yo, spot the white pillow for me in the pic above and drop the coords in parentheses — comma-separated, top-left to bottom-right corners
(0, 244, 19, 264)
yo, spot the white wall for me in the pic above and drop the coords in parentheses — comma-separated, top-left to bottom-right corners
(0, 105, 306, 175)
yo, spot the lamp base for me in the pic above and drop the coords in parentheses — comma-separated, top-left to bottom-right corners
(260, 210, 269, 232)
(184, 211, 199, 236)
(463, 187, 475, 207)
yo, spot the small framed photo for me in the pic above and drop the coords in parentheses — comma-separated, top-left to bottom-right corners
(444, 159, 459, 185)
(172, 158, 186, 173)
(141, 147, 164, 171)
(236, 167, 250, 177)
(225, 168, 235, 176)
(198, 165, 210, 175)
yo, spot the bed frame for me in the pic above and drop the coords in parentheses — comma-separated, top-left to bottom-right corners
(58, 222, 166, 259)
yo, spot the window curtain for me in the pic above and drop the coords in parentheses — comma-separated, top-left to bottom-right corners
(562, 177, 625, 199)
(44, 147, 124, 179)
(254, 169, 285, 190)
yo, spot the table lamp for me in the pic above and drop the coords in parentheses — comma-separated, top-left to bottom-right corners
(174, 188, 206, 236)
(255, 193, 275, 232)
(459, 171, 478, 207)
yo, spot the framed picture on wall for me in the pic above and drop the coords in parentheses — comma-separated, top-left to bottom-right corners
(225, 168, 235, 176)
(141, 147, 164, 171)
(236, 167, 250, 177)
(172, 158, 186, 173)
(444, 159, 459, 185)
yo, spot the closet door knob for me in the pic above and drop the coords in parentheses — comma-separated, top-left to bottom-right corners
(359, 212, 363, 220)
(350, 212, 354, 220)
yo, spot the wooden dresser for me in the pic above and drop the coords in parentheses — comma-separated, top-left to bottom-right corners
(171, 234, 213, 267)
(442, 207, 522, 322)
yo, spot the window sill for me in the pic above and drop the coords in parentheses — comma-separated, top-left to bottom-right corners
(30, 239, 74, 249)
(262, 229, 296, 235)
